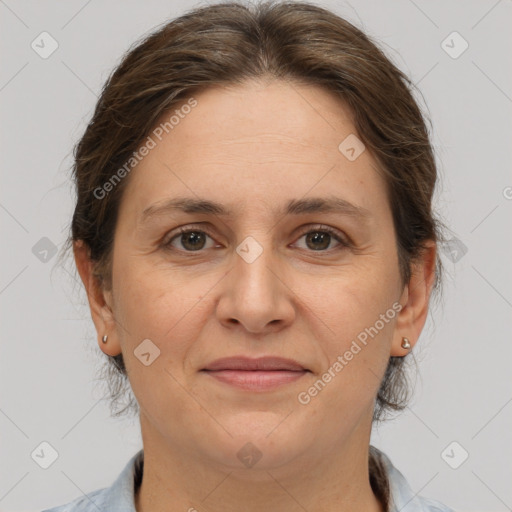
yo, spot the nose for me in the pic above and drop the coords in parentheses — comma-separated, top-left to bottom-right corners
(216, 235, 296, 335)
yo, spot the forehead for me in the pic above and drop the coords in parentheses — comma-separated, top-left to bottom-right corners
(118, 79, 388, 222)
(170, 79, 357, 148)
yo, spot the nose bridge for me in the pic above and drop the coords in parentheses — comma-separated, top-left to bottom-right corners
(217, 230, 293, 332)
(233, 232, 278, 298)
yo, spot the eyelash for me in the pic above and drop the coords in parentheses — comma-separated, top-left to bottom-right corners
(161, 224, 351, 254)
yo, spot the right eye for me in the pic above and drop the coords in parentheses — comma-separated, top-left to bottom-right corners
(162, 227, 218, 252)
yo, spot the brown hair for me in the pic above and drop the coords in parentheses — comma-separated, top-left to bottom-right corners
(61, 1, 446, 505)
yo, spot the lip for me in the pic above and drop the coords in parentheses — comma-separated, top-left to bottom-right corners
(201, 356, 310, 391)
(202, 356, 307, 372)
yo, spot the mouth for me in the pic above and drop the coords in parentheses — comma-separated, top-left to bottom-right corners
(201, 356, 310, 391)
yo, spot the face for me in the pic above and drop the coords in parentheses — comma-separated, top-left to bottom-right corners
(77, 79, 435, 472)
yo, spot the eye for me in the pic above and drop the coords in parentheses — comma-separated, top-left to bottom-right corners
(161, 224, 350, 253)
(163, 226, 217, 252)
(293, 225, 350, 252)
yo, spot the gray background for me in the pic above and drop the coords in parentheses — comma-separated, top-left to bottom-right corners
(1, 0, 511, 510)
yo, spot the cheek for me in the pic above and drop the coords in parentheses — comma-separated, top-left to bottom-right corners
(112, 261, 212, 354)
(314, 254, 399, 339)
(320, 290, 396, 379)
(306, 263, 398, 393)
(298, 297, 396, 436)
(293, 298, 395, 449)
(111, 265, 212, 414)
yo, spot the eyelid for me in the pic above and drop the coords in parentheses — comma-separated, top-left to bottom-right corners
(161, 223, 218, 247)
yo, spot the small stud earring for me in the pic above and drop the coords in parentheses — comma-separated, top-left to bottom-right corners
(102, 335, 108, 344)
(401, 337, 411, 349)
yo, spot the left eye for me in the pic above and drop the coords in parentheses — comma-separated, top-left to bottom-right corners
(294, 227, 348, 251)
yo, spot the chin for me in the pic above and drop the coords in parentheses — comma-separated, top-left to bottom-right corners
(200, 416, 307, 473)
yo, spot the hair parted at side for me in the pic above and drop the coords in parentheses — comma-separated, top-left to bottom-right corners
(63, 0, 445, 437)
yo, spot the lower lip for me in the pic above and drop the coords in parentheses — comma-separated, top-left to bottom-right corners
(202, 370, 308, 391)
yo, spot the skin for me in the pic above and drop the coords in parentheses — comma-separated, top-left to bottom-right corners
(74, 79, 436, 512)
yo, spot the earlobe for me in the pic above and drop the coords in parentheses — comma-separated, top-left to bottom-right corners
(400, 337, 411, 350)
(390, 241, 437, 357)
(100, 333, 122, 357)
(73, 240, 122, 357)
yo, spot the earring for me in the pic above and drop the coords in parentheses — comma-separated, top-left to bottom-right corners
(401, 337, 411, 349)
(102, 335, 108, 344)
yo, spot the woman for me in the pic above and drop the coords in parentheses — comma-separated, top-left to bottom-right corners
(44, 1, 454, 510)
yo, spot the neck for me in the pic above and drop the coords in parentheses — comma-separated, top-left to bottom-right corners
(134, 414, 384, 512)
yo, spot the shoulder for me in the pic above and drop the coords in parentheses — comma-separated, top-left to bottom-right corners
(40, 449, 144, 512)
(41, 487, 108, 512)
(371, 446, 456, 512)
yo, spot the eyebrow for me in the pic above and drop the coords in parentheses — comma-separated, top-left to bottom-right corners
(140, 195, 371, 225)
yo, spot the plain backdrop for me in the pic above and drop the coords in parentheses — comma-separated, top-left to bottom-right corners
(1, 1, 511, 511)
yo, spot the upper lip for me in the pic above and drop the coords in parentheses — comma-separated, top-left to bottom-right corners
(202, 356, 308, 372)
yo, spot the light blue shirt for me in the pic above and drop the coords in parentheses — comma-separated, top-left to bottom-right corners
(41, 446, 455, 511)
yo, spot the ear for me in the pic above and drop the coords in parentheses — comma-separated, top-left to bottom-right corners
(73, 240, 122, 357)
(391, 240, 437, 356)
